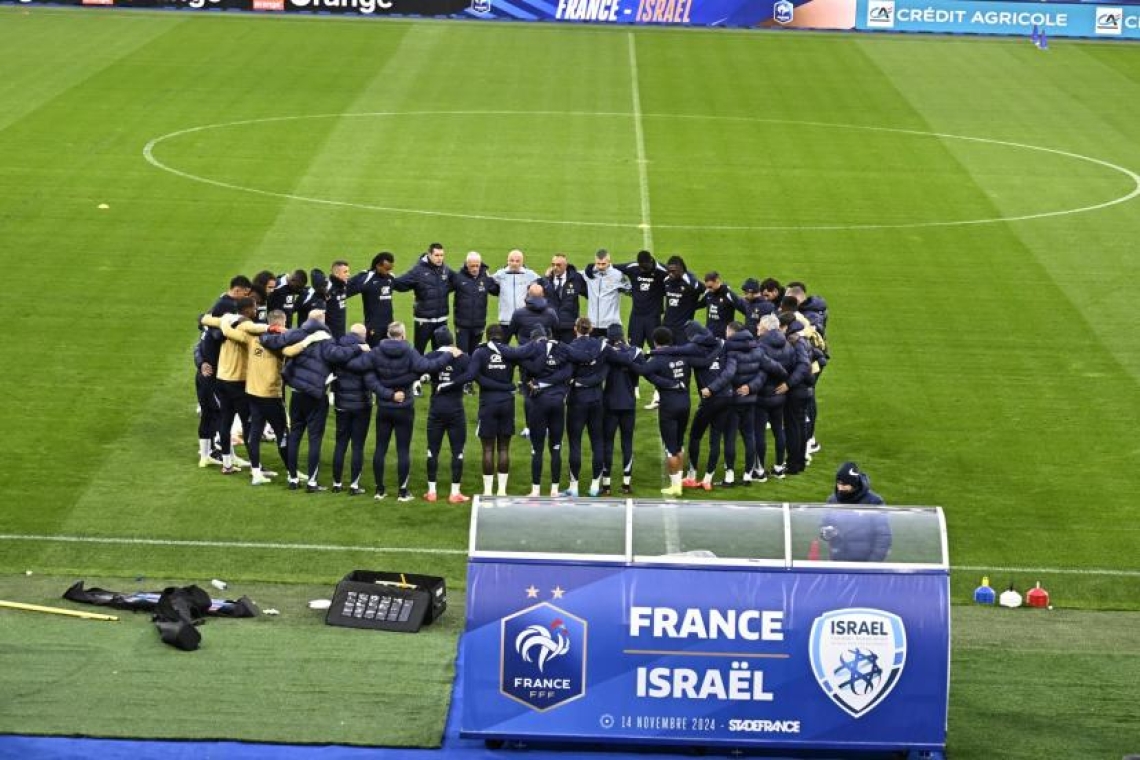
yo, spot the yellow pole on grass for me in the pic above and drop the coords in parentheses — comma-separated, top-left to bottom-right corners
(0, 600, 119, 622)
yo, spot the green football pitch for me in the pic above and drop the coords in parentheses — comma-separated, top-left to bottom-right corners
(0, 7, 1138, 756)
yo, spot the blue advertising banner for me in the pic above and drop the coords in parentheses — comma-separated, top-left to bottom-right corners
(463, 0, 856, 27)
(462, 561, 949, 752)
(856, 0, 1140, 39)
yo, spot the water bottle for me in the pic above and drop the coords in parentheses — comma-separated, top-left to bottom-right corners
(973, 576, 995, 605)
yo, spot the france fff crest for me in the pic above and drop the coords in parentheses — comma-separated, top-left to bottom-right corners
(470, 0, 491, 11)
(809, 608, 906, 718)
(500, 602, 587, 711)
(774, 0, 794, 24)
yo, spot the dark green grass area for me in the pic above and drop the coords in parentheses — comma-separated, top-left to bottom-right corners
(1, 7, 1139, 754)
(3, 574, 1139, 758)
(949, 606, 1140, 760)
(0, 574, 462, 747)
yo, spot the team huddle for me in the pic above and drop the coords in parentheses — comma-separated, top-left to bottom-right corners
(193, 244, 831, 502)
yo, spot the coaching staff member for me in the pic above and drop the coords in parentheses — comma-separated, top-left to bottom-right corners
(491, 249, 540, 326)
(451, 251, 499, 356)
(537, 253, 587, 343)
(394, 243, 455, 353)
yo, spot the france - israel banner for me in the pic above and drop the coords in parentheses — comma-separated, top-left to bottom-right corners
(462, 562, 949, 751)
(856, 0, 1140, 39)
(462, 0, 855, 27)
(1, 0, 856, 28)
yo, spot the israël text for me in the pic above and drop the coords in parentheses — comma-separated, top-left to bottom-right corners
(636, 0, 691, 23)
(630, 607, 783, 701)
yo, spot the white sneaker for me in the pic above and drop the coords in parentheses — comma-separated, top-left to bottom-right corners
(231, 455, 251, 468)
(251, 472, 273, 486)
(198, 455, 222, 468)
(807, 438, 821, 454)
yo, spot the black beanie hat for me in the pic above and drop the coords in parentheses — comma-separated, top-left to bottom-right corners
(433, 326, 454, 347)
(836, 462, 863, 488)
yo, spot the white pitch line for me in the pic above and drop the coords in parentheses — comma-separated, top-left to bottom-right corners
(0, 533, 467, 556)
(627, 32, 668, 506)
(953, 565, 1140, 578)
(3, 534, 1140, 577)
(627, 33, 654, 251)
(142, 110, 1140, 233)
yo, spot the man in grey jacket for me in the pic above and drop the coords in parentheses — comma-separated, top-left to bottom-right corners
(583, 249, 631, 337)
(491, 249, 539, 327)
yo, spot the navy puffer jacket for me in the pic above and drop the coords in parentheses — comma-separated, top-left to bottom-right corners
(819, 507, 891, 561)
(786, 337, 814, 394)
(393, 254, 454, 320)
(799, 295, 829, 334)
(347, 339, 451, 408)
(759, 330, 797, 396)
(332, 333, 373, 411)
(507, 296, 559, 344)
(725, 331, 762, 405)
(268, 320, 362, 399)
(451, 264, 499, 329)
(686, 328, 737, 399)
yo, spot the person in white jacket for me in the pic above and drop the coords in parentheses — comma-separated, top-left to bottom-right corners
(582, 249, 630, 336)
(491, 249, 539, 327)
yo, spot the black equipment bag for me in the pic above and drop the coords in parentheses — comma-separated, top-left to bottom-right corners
(325, 570, 446, 633)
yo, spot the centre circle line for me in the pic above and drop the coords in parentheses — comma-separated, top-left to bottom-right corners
(142, 110, 1140, 232)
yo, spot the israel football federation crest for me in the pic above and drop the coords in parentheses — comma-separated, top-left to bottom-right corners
(773, 0, 794, 24)
(809, 608, 906, 718)
(500, 602, 587, 711)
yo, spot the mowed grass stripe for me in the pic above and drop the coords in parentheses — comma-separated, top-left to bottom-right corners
(859, 36, 1140, 383)
(842, 39, 1140, 565)
(0, 9, 184, 132)
(0, 19, 421, 538)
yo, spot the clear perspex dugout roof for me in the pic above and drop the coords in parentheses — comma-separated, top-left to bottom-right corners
(469, 497, 947, 571)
